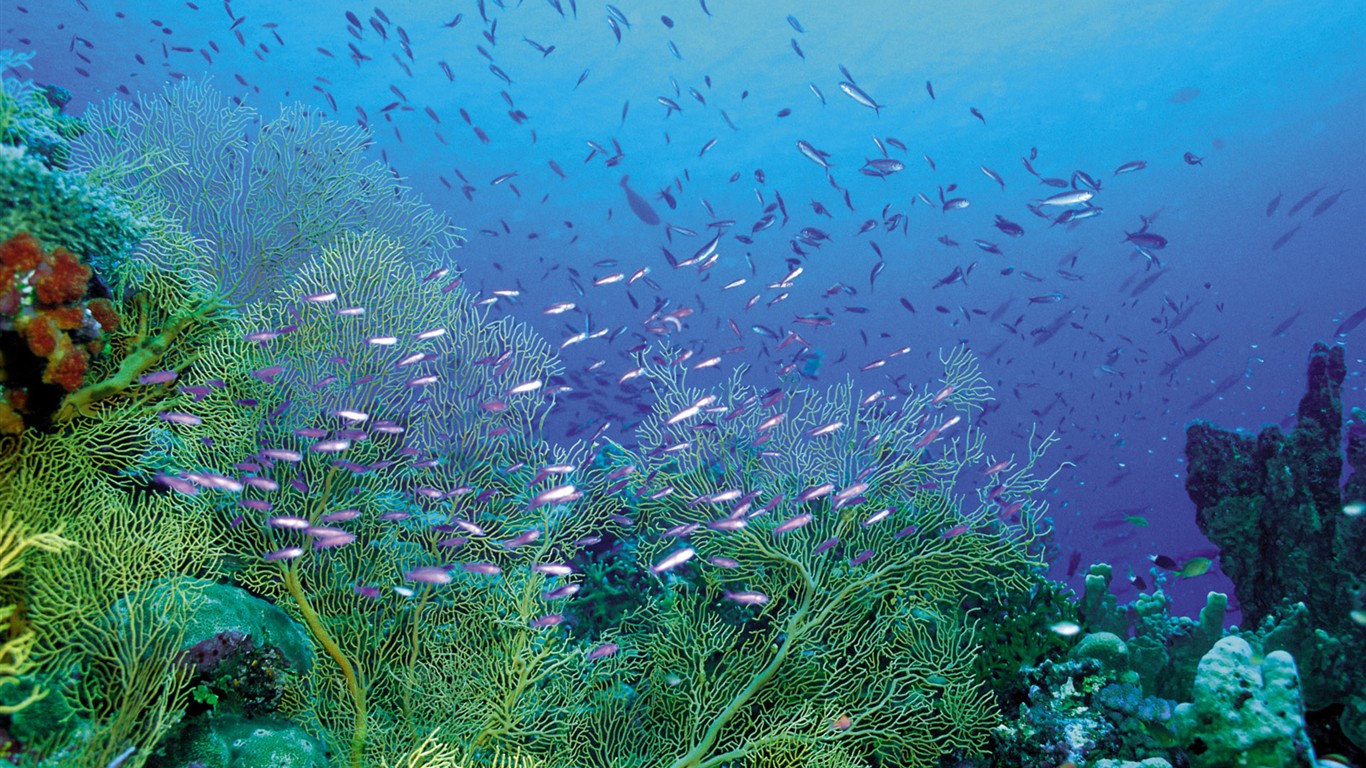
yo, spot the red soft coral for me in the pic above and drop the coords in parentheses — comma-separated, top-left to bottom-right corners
(32, 247, 91, 306)
(20, 314, 59, 358)
(48, 306, 85, 331)
(87, 297, 119, 332)
(0, 232, 44, 272)
(43, 337, 89, 392)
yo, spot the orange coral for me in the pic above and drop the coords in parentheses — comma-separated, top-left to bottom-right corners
(48, 306, 85, 331)
(32, 247, 91, 306)
(0, 232, 43, 272)
(1, 233, 117, 430)
(88, 298, 119, 332)
(43, 337, 89, 392)
(0, 399, 23, 436)
(19, 315, 59, 358)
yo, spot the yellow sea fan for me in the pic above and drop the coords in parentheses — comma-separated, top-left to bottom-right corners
(0, 506, 73, 714)
(380, 729, 462, 768)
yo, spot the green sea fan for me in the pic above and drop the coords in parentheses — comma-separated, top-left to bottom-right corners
(169, 230, 619, 767)
(549, 349, 1060, 768)
(69, 80, 465, 305)
(632, 345, 996, 498)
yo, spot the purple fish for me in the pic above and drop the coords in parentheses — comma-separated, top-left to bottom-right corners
(503, 529, 542, 549)
(543, 583, 581, 600)
(651, 547, 696, 573)
(407, 566, 453, 585)
(774, 512, 813, 536)
(724, 589, 769, 605)
(139, 370, 178, 385)
(587, 642, 619, 661)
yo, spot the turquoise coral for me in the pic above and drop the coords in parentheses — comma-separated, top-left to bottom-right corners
(1173, 635, 1317, 767)
(0, 144, 145, 279)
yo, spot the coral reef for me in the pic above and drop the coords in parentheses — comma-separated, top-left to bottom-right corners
(1185, 342, 1363, 628)
(154, 714, 327, 768)
(0, 69, 1079, 768)
(0, 50, 86, 170)
(1077, 563, 1227, 702)
(109, 577, 313, 681)
(968, 645, 1184, 767)
(0, 143, 144, 281)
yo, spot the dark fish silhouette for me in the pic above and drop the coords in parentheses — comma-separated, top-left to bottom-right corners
(1168, 86, 1201, 103)
(1336, 306, 1366, 339)
(1311, 188, 1346, 216)
(620, 176, 660, 225)
(1265, 191, 1281, 216)
(1286, 186, 1324, 216)
(1270, 309, 1301, 337)
(1271, 225, 1300, 251)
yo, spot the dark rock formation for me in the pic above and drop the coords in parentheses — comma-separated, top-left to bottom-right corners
(1184, 342, 1362, 629)
(1184, 341, 1366, 757)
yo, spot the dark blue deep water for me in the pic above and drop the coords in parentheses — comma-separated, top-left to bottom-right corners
(10, 0, 1366, 621)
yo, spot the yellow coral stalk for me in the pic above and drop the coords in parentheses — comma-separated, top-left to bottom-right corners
(382, 729, 461, 768)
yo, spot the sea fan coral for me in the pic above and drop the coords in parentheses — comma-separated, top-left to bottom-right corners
(71, 81, 463, 304)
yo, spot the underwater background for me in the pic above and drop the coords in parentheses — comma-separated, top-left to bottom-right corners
(0, 0, 1363, 767)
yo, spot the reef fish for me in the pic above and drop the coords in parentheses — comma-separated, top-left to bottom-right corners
(620, 176, 660, 225)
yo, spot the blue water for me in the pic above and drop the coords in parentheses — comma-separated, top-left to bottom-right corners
(9, 0, 1365, 620)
